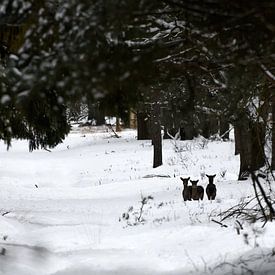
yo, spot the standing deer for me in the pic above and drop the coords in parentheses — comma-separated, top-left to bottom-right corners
(180, 177, 191, 201)
(190, 180, 204, 200)
(206, 174, 216, 200)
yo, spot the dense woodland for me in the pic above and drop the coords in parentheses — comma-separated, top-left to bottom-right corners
(0, 0, 274, 178)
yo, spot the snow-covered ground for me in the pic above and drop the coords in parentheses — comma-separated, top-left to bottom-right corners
(0, 128, 274, 275)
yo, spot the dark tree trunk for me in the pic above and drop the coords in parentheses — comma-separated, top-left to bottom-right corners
(234, 125, 241, 155)
(236, 117, 266, 180)
(250, 121, 266, 171)
(237, 119, 252, 180)
(115, 117, 121, 132)
(179, 126, 185, 140)
(183, 74, 196, 140)
(209, 115, 219, 136)
(137, 112, 150, 140)
(151, 102, 162, 168)
(201, 115, 210, 138)
(88, 103, 105, 125)
(272, 94, 275, 170)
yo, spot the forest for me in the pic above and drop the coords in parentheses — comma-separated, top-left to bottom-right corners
(0, 1, 274, 274)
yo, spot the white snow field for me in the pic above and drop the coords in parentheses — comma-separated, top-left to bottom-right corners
(0, 128, 275, 275)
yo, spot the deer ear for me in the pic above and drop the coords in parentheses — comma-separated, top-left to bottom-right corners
(187, 177, 190, 180)
(213, 174, 216, 177)
(206, 175, 209, 178)
(195, 180, 199, 183)
(180, 177, 183, 181)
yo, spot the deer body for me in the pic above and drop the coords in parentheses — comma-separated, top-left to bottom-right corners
(190, 180, 204, 200)
(206, 174, 216, 200)
(180, 177, 192, 201)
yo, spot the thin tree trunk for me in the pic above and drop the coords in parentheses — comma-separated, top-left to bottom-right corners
(234, 126, 241, 155)
(201, 114, 210, 138)
(129, 110, 136, 129)
(151, 102, 162, 168)
(209, 114, 219, 136)
(115, 117, 121, 132)
(184, 74, 196, 139)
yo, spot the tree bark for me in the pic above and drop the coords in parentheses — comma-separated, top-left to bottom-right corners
(234, 125, 241, 155)
(250, 121, 265, 171)
(88, 102, 105, 125)
(151, 102, 162, 168)
(137, 112, 150, 140)
(115, 117, 121, 132)
(201, 114, 210, 138)
(183, 74, 196, 140)
(236, 117, 266, 180)
(272, 94, 275, 170)
(236, 118, 252, 180)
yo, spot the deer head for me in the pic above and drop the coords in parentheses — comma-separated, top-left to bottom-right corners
(190, 180, 199, 187)
(206, 174, 216, 184)
(180, 177, 190, 187)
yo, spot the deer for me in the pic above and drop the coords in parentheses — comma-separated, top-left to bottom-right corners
(206, 174, 216, 200)
(190, 180, 204, 200)
(180, 177, 192, 201)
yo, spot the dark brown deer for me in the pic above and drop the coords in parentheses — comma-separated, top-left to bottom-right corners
(180, 177, 191, 201)
(206, 174, 216, 200)
(190, 180, 204, 200)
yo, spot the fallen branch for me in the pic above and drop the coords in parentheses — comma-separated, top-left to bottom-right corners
(211, 219, 228, 228)
(106, 124, 120, 138)
(220, 126, 233, 139)
(1, 211, 10, 216)
(143, 174, 171, 178)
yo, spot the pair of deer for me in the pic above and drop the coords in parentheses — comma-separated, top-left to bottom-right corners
(180, 175, 216, 201)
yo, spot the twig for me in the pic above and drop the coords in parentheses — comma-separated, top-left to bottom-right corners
(211, 219, 228, 228)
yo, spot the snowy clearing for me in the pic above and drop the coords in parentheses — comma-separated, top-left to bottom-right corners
(0, 129, 274, 275)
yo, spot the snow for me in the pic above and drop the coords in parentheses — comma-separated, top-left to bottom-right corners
(0, 129, 274, 274)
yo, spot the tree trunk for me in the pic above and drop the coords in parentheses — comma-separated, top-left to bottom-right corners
(272, 94, 275, 170)
(236, 117, 266, 180)
(115, 117, 121, 132)
(209, 114, 219, 136)
(129, 110, 137, 129)
(250, 121, 265, 171)
(236, 118, 252, 180)
(137, 112, 150, 140)
(179, 125, 185, 140)
(234, 126, 241, 155)
(151, 102, 162, 168)
(183, 74, 196, 140)
(201, 114, 210, 138)
(88, 102, 105, 125)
